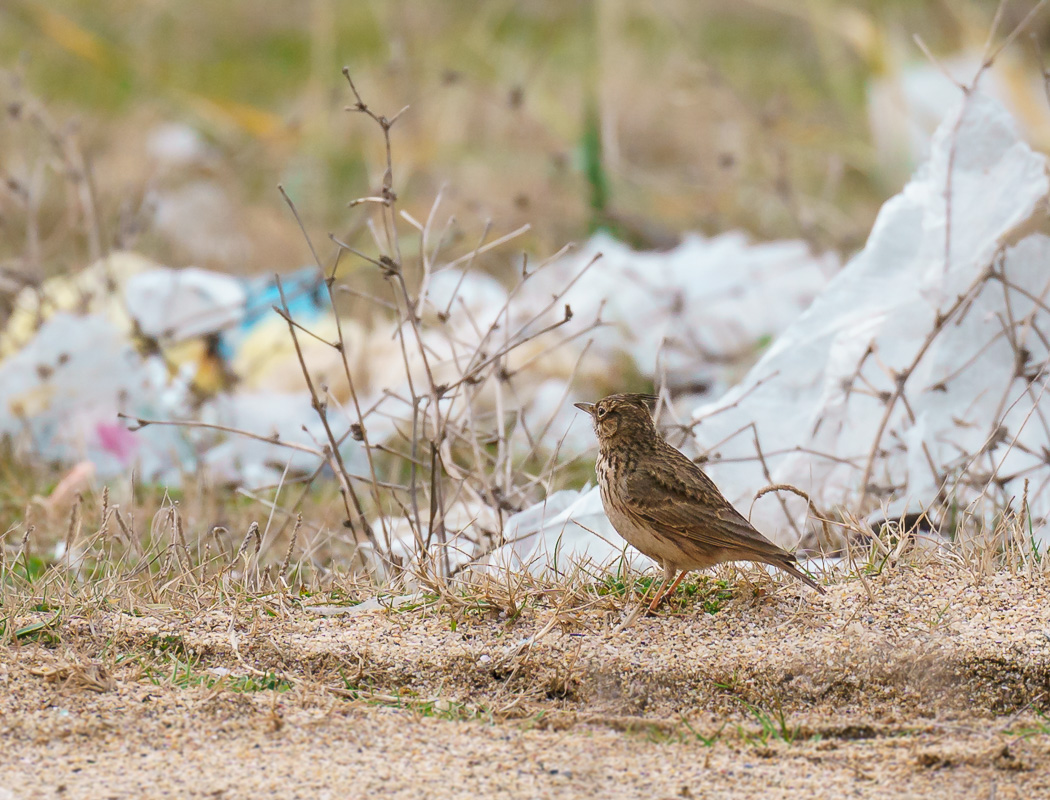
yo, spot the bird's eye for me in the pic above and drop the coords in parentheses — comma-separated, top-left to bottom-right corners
(596, 406, 607, 418)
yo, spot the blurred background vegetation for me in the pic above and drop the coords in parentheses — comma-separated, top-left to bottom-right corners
(4, 0, 1048, 286)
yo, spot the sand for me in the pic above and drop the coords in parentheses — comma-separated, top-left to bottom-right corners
(3, 563, 1049, 799)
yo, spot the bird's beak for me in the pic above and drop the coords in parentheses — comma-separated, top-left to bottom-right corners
(573, 402, 595, 416)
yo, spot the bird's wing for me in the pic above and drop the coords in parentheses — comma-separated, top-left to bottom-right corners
(623, 448, 791, 561)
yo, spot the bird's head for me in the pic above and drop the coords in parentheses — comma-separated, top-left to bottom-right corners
(574, 393, 659, 447)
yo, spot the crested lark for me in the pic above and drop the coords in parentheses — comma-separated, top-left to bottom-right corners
(575, 393, 824, 612)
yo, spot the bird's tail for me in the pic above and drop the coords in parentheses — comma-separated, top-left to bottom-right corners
(770, 556, 826, 595)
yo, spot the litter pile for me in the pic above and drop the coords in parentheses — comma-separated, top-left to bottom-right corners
(0, 255, 332, 485)
(501, 90, 1050, 574)
(0, 217, 832, 500)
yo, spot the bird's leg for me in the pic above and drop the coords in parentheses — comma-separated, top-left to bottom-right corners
(662, 569, 690, 604)
(615, 566, 681, 632)
(646, 565, 679, 614)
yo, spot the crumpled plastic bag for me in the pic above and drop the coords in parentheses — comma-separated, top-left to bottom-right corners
(485, 487, 654, 576)
(0, 312, 197, 479)
(514, 230, 835, 399)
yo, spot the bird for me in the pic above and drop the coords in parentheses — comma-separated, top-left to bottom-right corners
(574, 393, 825, 613)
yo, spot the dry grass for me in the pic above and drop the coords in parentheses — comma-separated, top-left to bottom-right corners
(3, 531, 1050, 797)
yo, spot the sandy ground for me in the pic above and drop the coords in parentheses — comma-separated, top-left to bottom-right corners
(3, 563, 1050, 799)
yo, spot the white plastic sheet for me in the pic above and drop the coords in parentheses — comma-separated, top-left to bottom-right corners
(690, 91, 1050, 538)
